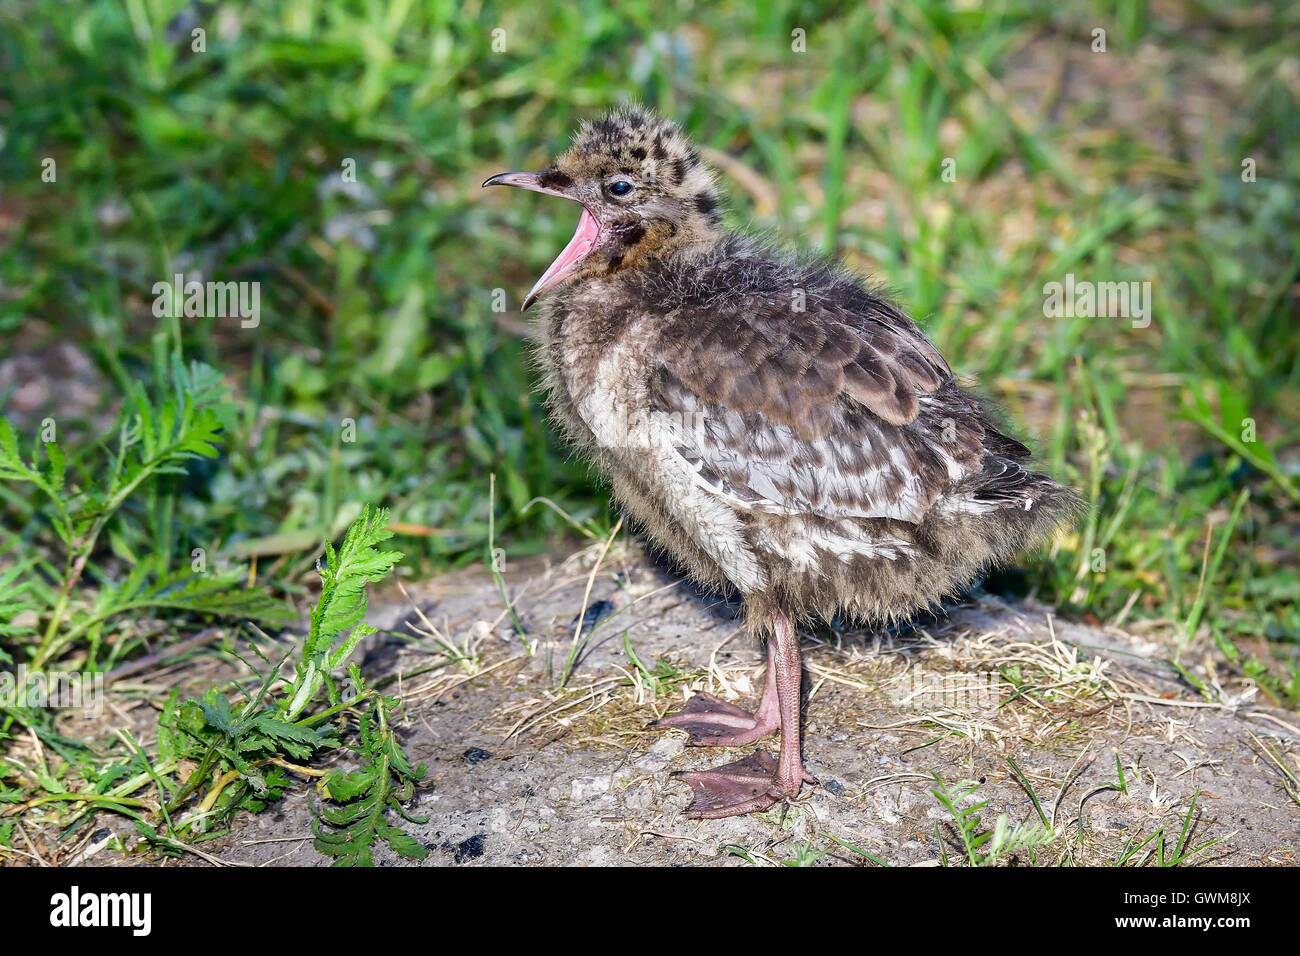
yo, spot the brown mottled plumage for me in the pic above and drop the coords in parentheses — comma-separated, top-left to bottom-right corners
(485, 106, 1080, 818)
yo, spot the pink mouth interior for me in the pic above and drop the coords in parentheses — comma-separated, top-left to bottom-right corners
(527, 207, 600, 304)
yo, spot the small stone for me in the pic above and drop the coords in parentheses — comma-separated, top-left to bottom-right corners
(633, 736, 685, 772)
(454, 834, 486, 863)
(570, 774, 611, 802)
(624, 783, 654, 810)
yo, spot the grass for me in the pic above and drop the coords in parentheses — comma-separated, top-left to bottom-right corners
(930, 771, 1059, 866)
(0, 504, 426, 866)
(1111, 789, 1224, 868)
(3, 1, 1297, 680)
(0, 0, 1297, 859)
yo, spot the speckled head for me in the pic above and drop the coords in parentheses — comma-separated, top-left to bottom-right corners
(483, 106, 723, 310)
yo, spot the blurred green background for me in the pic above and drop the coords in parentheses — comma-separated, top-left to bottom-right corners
(0, 1, 1297, 698)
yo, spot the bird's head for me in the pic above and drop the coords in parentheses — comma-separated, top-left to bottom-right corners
(484, 106, 723, 310)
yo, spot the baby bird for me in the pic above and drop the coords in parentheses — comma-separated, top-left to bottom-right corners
(485, 107, 1078, 819)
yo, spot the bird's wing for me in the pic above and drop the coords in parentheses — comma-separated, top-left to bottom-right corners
(650, 296, 987, 523)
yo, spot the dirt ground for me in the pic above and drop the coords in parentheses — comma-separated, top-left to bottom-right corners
(57, 539, 1300, 868)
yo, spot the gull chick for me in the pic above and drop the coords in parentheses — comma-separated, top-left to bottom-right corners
(485, 107, 1078, 818)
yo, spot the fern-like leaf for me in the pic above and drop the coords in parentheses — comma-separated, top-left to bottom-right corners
(286, 505, 401, 718)
(312, 700, 428, 866)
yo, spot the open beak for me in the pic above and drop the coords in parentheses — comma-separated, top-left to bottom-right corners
(483, 171, 601, 311)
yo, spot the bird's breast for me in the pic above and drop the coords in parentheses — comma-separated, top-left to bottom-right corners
(542, 306, 769, 594)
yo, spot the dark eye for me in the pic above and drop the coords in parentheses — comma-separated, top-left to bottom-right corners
(608, 180, 634, 197)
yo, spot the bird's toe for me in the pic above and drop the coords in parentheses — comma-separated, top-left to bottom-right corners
(652, 692, 779, 746)
(676, 751, 785, 819)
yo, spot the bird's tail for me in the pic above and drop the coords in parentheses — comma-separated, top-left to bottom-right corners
(926, 454, 1083, 575)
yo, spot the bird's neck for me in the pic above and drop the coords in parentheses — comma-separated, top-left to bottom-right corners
(595, 215, 723, 276)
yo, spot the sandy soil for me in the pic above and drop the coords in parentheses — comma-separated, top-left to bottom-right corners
(147, 540, 1300, 868)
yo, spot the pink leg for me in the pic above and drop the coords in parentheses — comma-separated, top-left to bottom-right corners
(653, 650, 779, 746)
(769, 610, 817, 797)
(671, 611, 817, 819)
